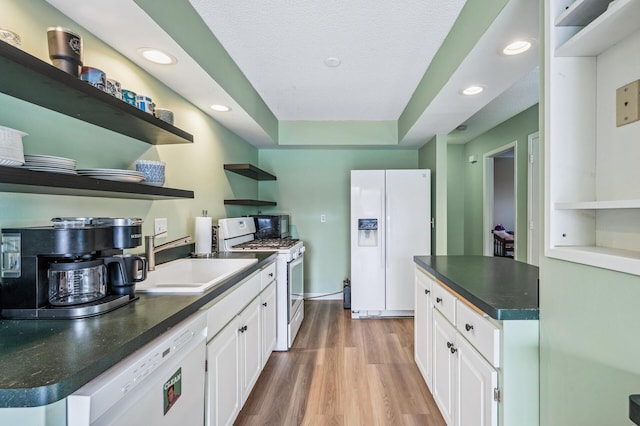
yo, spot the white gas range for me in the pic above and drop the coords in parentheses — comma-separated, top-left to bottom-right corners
(218, 217, 305, 351)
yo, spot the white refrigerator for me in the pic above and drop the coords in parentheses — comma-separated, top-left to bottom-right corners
(350, 169, 431, 317)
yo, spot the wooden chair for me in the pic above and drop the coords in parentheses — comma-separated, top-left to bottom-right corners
(493, 231, 514, 258)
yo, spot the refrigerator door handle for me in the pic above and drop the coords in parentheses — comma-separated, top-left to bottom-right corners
(385, 193, 389, 265)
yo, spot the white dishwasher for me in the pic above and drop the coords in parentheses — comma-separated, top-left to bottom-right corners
(67, 311, 207, 426)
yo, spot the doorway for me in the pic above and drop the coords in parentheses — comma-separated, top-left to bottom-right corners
(483, 142, 517, 258)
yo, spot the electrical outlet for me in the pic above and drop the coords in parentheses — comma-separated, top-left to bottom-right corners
(154, 218, 168, 238)
(320, 214, 326, 223)
(616, 80, 640, 127)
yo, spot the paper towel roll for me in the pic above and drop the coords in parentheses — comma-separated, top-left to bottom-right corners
(195, 216, 212, 254)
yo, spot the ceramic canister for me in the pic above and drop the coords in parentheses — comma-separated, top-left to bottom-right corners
(80, 66, 106, 91)
(136, 95, 155, 115)
(47, 27, 82, 77)
(122, 89, 136, 107)
(154, 108, 174, 125)
(106, 79, 122, 99)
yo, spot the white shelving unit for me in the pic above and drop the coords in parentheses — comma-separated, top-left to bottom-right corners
(555, 200, 640, 210)
(555, 0, 640, 57)
(545, 0, 640, 276)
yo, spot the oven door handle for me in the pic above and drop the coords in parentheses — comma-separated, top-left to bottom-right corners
(288, 255, 304, 299)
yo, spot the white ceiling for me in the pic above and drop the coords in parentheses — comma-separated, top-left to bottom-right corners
(45, 0, 539, 147)
(190, 0, 467, 121)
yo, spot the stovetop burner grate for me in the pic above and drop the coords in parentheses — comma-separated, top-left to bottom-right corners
(232, 238, 300, 250)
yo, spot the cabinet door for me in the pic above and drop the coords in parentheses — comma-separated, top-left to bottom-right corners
(415, 269, 433, 389)
(206, 318, 241, 426)
(261, 281, 277, 367)
(432, 310, 457, 426)
(456, 336, 498, 426)
(239, 297, 262, 403)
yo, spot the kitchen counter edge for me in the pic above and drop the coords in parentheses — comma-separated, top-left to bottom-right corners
(414, 255, 539, 321)
(0, 251, 277, 408)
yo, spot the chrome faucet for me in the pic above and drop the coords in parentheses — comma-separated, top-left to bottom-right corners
(145, 234, 193, 271)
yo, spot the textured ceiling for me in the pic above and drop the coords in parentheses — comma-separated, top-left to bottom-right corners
(190, 0, 467, 121)
(45, 0, 539, 147)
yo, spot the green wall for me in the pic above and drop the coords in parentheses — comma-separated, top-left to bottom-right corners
(0, 0, 258, 241)
(540, 256, 640, 425)
(257, 149, 418, 296)
(461, 104, 539, 261)
(447, 144, 466, 255)
(418, 138, 437, 254)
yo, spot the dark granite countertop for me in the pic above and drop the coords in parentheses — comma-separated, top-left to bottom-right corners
(414, 255, 539, 321)
(0, 251, 277, 408)
(630, 395, 640, 425)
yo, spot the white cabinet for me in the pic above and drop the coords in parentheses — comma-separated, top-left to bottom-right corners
(415, 266, 538, 426)
(545, 0, 640, 276)
(432, 310, 457, 426)
(456, 301, 500, 368)
(414, 268, 433, 389)
(238, 297, 262, 403)
(432, 300, 498, 426)
(261, 280, 277, 367)
(206, 317, 241, 426)
(432, 309, 498, 426)
(431, 276, 456, 324)
(456, 333, 498, 426)
(204, 261, 277, 426)
(206, 296, 261, 426)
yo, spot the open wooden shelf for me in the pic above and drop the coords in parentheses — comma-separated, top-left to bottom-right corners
(224, 199, 277, 207)
(224, 164, 277, 206)
(0, 166, 193, 200)
(0, 42, 193, 145)
(224, 164, 276, 181)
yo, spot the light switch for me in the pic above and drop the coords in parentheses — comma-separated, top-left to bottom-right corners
(616, 80, 640, 127)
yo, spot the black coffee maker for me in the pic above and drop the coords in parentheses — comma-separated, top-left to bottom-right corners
(0, 217, 146, 319)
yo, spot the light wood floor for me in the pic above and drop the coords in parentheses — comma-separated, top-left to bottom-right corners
(235, 300, 446, 426)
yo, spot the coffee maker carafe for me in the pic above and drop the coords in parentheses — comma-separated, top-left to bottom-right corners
(0, 217, 145, 319)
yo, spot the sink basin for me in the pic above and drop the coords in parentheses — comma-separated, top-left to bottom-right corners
(135, 258, 258, 293)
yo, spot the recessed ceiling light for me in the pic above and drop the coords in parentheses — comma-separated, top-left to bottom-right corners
(211, 104, 231, 112)
(138, 48, 177, 65)
(461, 85, 484, 96)
(502, 40, 532, 56)
(324, 57, 341, 67)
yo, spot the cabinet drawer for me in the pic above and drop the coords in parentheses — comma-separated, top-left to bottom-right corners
(204, 271, 261, 341)
(431, 280, 456, 324)
(261, 262, 276, 290)
(456, 301, 500, 368)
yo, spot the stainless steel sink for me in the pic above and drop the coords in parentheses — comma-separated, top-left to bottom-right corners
(135, 258, 258, 293)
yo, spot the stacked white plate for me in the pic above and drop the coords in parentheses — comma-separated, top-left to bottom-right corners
(76, 168, 145, 183)
(0, 126, 27, 167)
(23, 154, 77, 174)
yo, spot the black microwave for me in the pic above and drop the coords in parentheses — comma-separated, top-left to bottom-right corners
(252, 215, 290, 239)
